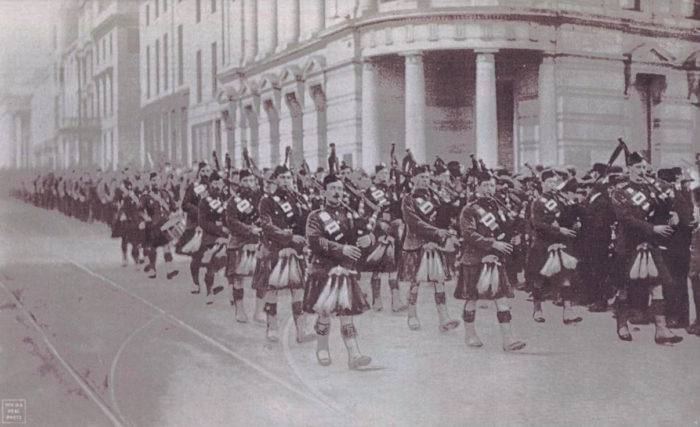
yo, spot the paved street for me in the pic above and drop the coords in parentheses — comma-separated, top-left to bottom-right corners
(0, 195, 698, 427)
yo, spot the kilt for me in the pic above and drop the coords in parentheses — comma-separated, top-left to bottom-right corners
(360, 236, 397, 273)
(454, 263, 513, 301)
(267, 251, 306, 291)
(526, 245, 577, 289)
(225, 245, 258, 279)
(123, 221, 145, 246)
(251, 257, 271, 291)
(110, 218, 125, 239)
(303, 270, 370, 316)
(398, 248, 452, 283)
(145, 223, 169, 248)
(621, 244, 673, 288)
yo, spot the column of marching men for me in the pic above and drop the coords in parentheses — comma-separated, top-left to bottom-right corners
(13, 139, 700, 370)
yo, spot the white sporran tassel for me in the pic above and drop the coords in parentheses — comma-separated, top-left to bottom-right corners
(416, 251, 430, 283)
(477, 263, 491, 294)
(489, 265, 500, 295)
(432, 251, 446, 283)
(338, 276, 352, 310)
(314, 275, 335, 314)
(559, 249, 578, 271)
(639, 251, 649, 280)
(629, 252, 642, 280)
(647, 251, 659, 278)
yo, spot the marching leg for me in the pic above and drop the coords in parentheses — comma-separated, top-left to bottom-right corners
(687, 274, 700, 336)
(561, 282, 582, 324)
(496, 299, 526, 352)
(314, 316, 332, 366)
(389, 276, 407, 312)
(649, 286, 682, 345)
(371, 273, 383, 311)
(189, 255, 201, 294)
(340, 317, 371, 370)
(435, 282, 459, 331)
(164, 249, 179, 280)
(407, 282, 421, 330)
(230, 279, 247, 323)
(254, 288, 267, 324)
(462, 301, 482, 348)
(264, 291, 279, 342)
(292, 289, 315, 343)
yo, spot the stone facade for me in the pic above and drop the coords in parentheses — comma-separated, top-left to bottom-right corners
(215, 0, 700, 172)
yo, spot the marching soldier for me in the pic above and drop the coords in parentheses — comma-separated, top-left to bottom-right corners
(258, 165, 315, 343)
(455, 167, 526, 351)
(141, 171, 179, 280)
(224, 169, 262, 322)
(363, 164, 407, 312)
(177, 162, 212, 294)
(398, 164, 460, 332)
(610, 152, 682, 344)
(197, 172, 229, 305)
(303, 173, 372, 369)
(526, 168, 582, 324)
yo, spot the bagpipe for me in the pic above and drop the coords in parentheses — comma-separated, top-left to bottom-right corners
(284, 146, 311, 214)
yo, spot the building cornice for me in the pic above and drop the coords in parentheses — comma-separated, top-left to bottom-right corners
(221, 6, 700, 81)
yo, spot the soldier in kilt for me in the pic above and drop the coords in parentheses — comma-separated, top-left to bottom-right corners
(141, 172, 179, 280)
(398, 165, 460, 332)
(362, 164, 407, 312)
(197, 172, 229, 305)
(177, 162, 212, 294)
(456, 169, 526, 351)
(303, 174, 372, 369)
(258, 166, 315, 343)
(610, 153, 683, 344)
(224, 169, 262, 322)
(526, 168, 582, 324)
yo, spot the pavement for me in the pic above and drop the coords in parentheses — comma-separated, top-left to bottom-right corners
(0, 195, 698, 427)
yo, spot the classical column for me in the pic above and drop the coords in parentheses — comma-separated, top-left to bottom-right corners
(279, 0, 299, 50)
(302, 0, 325, 40)
(243, 0, 257, 63)
(359, 0, 378, 15)
(538, 54, 557, 165)
(475, 49, 499, 168)
(258, 1, 277, 58)
(361, 59, 381, 171)
(403, 52, 427, 164)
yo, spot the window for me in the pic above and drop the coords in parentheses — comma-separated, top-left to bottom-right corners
(620, 0, 641, 11)
(155, 39, 160, 94)
(163, 0, 167, 12)
(211, 42, 217, 97)
(196, 50, 202, 103)
(177, 25, 183, 86)
(95, 42, 99, 65)
(102, 38, 106, 61)
(155, 0, 159, 18)
(211, 0, 216, 13)
(145, 4, 149, 26)
(146, 45, 150, 98)
(163, 34, 168, 90)
(693, 0, 700, 19)
(109, 32, 112, 57)
(196, 0, 201, 22)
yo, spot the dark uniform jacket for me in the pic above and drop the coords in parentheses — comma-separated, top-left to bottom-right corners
(197, 194, 228, 248)
(306, 203, 360, 274)
(258, 188, 307, 256)
(401, 188, 446, 251)
(460, 196, 512, 266)
(225, 188, 261, 250)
